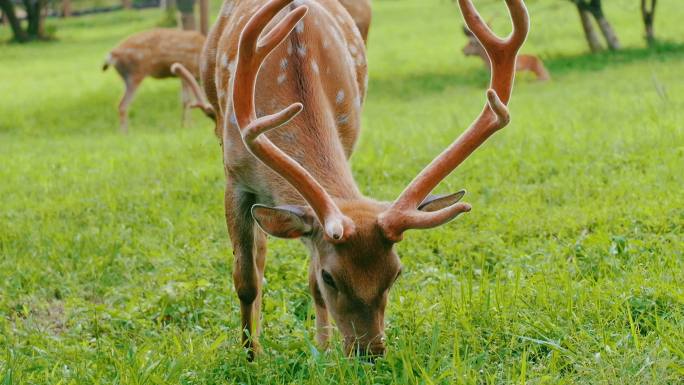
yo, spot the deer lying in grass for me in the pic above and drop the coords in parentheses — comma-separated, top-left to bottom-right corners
(178, 0, 528, 358)
(103, 29, 206, 133)
(463, 24, 548, 81)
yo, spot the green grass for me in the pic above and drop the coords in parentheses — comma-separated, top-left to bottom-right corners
(1, 0, 683, 384)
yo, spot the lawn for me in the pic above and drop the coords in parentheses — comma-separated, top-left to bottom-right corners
(1, 0, 683, 384)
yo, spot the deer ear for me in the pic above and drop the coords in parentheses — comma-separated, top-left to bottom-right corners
(251, 204, 314, 239)
(418, 190, 467, 212)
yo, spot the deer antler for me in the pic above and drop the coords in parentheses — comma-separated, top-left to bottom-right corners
(171, 62, 217, 121)
(232, 0, 355, 241)
(379, 0, 529, 241)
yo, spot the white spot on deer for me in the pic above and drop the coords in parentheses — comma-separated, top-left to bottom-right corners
(348, 43, 358, 55)
(228, 61, 236, 75)
(322, 39, 329, 49)
(311, 60, 319, 74)
(280, 58, 288, 70)
(287, 41, 293, 55)
(221, 53, 228, 68)
(278, 73, 287, 84)
(297, 44, 307, 57)
(337, 114, 349, 125)
(336, 90, 345, 104)
(282, 131, 297, 143)
(215, 72, 222, 89)
(295, 21, 304, 34)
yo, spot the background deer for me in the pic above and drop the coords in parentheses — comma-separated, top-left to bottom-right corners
(196, 0, 528, 358)
(103, 28, 206, 133)
(463, 24, 548, 81)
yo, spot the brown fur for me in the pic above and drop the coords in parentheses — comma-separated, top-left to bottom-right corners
(337, 0, 372, 43)
(104, 28, 206, 132)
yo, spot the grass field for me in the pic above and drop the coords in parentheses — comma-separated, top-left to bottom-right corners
(1, 0, 684, 383)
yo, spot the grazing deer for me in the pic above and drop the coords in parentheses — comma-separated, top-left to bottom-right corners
(463, 25, 548, 81)
(187, 0, 527, 358)
(103, 28, 206, 133)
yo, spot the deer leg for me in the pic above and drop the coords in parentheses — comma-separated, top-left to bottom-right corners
(180, 81, 192, 127)
(118, 76, 141, 134)
(252, 228, 267, 342)
(308, 262, 330, 349)
(226, 183, 265, 360)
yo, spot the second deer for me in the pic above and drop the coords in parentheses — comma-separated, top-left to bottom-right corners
(463, 24, 549, 81)
(103, 28, 206, 133)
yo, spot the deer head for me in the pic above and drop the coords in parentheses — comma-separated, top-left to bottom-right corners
(462, 25, 485, 56)
(203, 0, 530, 357)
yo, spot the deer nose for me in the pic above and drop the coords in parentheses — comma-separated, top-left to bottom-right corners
(345, 334, 387, 358)
(359, 335, 387, 358)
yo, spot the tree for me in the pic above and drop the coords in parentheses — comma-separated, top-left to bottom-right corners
(199, 0, 208, 35)
(569, 0, 621, 51)
(576, 6, 602, 53)
(0, 0, 48, 42)
(177, 0, 195, 31)
(641, 0, 657, 46)
(159, 0, 177, 27)
(62, 0, 72, 17)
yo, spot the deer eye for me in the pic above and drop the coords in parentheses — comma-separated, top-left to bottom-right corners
(321, 270, 337, 290)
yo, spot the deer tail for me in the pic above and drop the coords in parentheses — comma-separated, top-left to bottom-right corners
(102, 52, 114, 71)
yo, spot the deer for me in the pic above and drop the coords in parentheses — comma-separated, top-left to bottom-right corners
(338, 0, 372, 44)
(463, 24, 548, 81)
(178, 0, 528, 359)
(103, 28, 206, 133)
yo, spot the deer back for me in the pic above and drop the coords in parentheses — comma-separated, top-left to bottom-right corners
(111, 29, 205, 79)
(202, 0, 368, 203)
(337, 0, 372, 43)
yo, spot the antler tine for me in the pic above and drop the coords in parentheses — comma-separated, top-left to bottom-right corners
(171, 62, 216, 121)
(378, 0, 528, 242)
(233, 0, 354, 242)
(459, 0, 503, 49)
(505, 0, 530, 48)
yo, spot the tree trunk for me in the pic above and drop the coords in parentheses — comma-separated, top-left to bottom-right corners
(62, 0, 72, 17)
(177, 0, 195, 30)
(160, 0, 177, 27)
(585, 0, 620, 50)
(180, 12, 195, 30)
(0, 0, 27, 41)
(576, 5, 603, 52)
(199, 0, 208, 35)
(594, 14, 620, 50)
(23, 0, 46, 38)
(641, 0, 656, 46)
